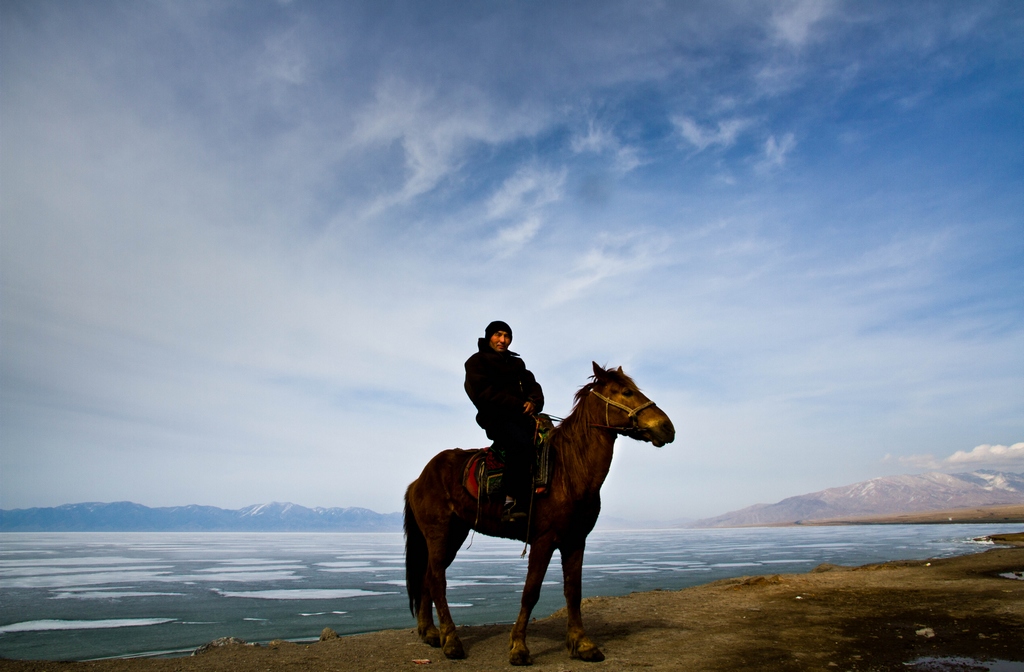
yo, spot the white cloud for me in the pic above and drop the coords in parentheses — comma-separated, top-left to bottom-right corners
(613, 145, 642, 173)
(571, 121, 615, 155)
(570, 120, 642, 173)
(543, 236, 662, 307)
(948, 443, 1024, 465)
(771, 0, 832, 47)
(354, 79, 548, 208)
(486, 167, 565, 257)
(495, 215, 542, 257)
(897, 443, 1024, 471)
(672, 116, 750, 152)
(486, 167, 565, 221)
(760, 133, 796, 170)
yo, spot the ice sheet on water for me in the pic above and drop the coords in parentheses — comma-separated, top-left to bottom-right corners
(760, 559, 815, 564)
(170, 571, 301, 582)
(458, 575, 515, 580)
(216, 559, 307, 565)
(0, 619, 174, 633)
(1, 570, 175, 589)
(194, 565, 306, 573)
(51, 591, 184, 599)
(0, 557, 150, 568)
(1, 568, 303, 589)
(214, 588, 398, 600)
(317, 567, 403, 573)
(0, 564, 173, 578)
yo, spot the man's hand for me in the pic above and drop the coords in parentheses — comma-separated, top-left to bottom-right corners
(523, 401, 536, 415)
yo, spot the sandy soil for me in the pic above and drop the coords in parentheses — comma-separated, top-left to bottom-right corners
(3, 534, 1022, 672)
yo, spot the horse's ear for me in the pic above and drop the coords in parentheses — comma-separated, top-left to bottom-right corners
(592, 361, 607, 379)
(616, 366, 624, 374)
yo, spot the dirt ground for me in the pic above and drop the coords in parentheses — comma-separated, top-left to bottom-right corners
(2, 534, 1022, 672)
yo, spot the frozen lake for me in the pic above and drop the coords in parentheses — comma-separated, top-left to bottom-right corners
(1, 524, 1018, 661)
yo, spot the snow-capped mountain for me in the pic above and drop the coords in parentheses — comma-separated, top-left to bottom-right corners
(0, 501, 402, 532)
(692, 470, 1024, 528)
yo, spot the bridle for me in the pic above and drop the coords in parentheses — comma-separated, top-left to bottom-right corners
(590, 390, 655, 435)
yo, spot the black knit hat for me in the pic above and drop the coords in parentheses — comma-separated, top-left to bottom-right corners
(484, 320, 512, 340)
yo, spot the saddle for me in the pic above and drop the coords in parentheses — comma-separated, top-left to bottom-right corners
(463, 414, 555, 501)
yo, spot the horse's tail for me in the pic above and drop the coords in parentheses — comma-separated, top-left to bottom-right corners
(404, 484, 427, 617)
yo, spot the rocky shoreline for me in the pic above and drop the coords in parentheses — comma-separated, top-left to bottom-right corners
(2, 533, 1022, 672)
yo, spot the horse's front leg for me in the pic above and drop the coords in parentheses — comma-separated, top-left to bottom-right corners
(508, 538, 555, 666)
(561, 543, 604, 662)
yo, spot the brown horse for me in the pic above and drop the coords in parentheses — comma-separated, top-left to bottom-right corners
(404, 362, 675, 665)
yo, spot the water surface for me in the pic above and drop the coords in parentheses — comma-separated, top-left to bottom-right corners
(1, 524, 1018, 661)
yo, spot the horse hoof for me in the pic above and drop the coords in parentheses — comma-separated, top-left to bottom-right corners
(442, 635, 466, 659)
(569, 638, 605, 662)
(509, 646, 532, 666)
(420, 631, 440, 648)
(575, 646, 605, 662)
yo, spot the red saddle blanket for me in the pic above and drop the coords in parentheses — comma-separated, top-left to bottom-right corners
(463, 448, 505, 500)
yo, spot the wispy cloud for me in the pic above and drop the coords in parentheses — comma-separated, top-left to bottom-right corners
(486, 166, 565, 257)
(571, 120, 642, 172)
(354, 79, 547, 209)
(495, 216, 543, 258)
(543, 236, 663, 307)
(486, 166, 565, 221)
(672, 116, 750, 152)
(571, 121, 616, 155)
(758, 133, 796, 171)
(771, 0, 833, 48)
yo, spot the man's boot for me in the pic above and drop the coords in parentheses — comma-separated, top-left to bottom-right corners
(501, 483, 531, 522)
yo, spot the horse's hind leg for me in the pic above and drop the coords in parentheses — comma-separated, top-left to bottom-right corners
(416, 584, 440, 647)
(561, 543, 604, 662)
(423, 517, 470, 659)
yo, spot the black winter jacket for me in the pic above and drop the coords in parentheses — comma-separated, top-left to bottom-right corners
(464, 338, 544, 431)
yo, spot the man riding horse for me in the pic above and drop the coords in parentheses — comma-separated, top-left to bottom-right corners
(464, 320, 543, 520)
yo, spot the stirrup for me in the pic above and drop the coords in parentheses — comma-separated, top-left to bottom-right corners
(501, 498, 527, 522)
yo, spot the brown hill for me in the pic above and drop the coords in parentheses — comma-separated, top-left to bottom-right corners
(694, 470, 1024, 527)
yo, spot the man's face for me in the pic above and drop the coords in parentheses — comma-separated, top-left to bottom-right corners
(488, 330, 511, 353)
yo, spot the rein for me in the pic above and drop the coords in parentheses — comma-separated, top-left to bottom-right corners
(590, 390, 655, 433)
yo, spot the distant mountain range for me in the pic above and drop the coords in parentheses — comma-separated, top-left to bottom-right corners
(692, 470, 1024, 528)
(0, 501, 402, 532)
(6, 470, 1023, 532)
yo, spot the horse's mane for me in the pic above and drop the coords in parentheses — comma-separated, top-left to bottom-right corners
(553, 368, 641, 494)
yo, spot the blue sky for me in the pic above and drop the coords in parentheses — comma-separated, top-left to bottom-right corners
(2, 1, 1022, 519)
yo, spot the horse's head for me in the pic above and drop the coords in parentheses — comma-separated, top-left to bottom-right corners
(585, 362, 676, 447)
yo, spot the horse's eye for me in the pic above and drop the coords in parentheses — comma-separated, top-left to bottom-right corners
(623, 389, 633, 397)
